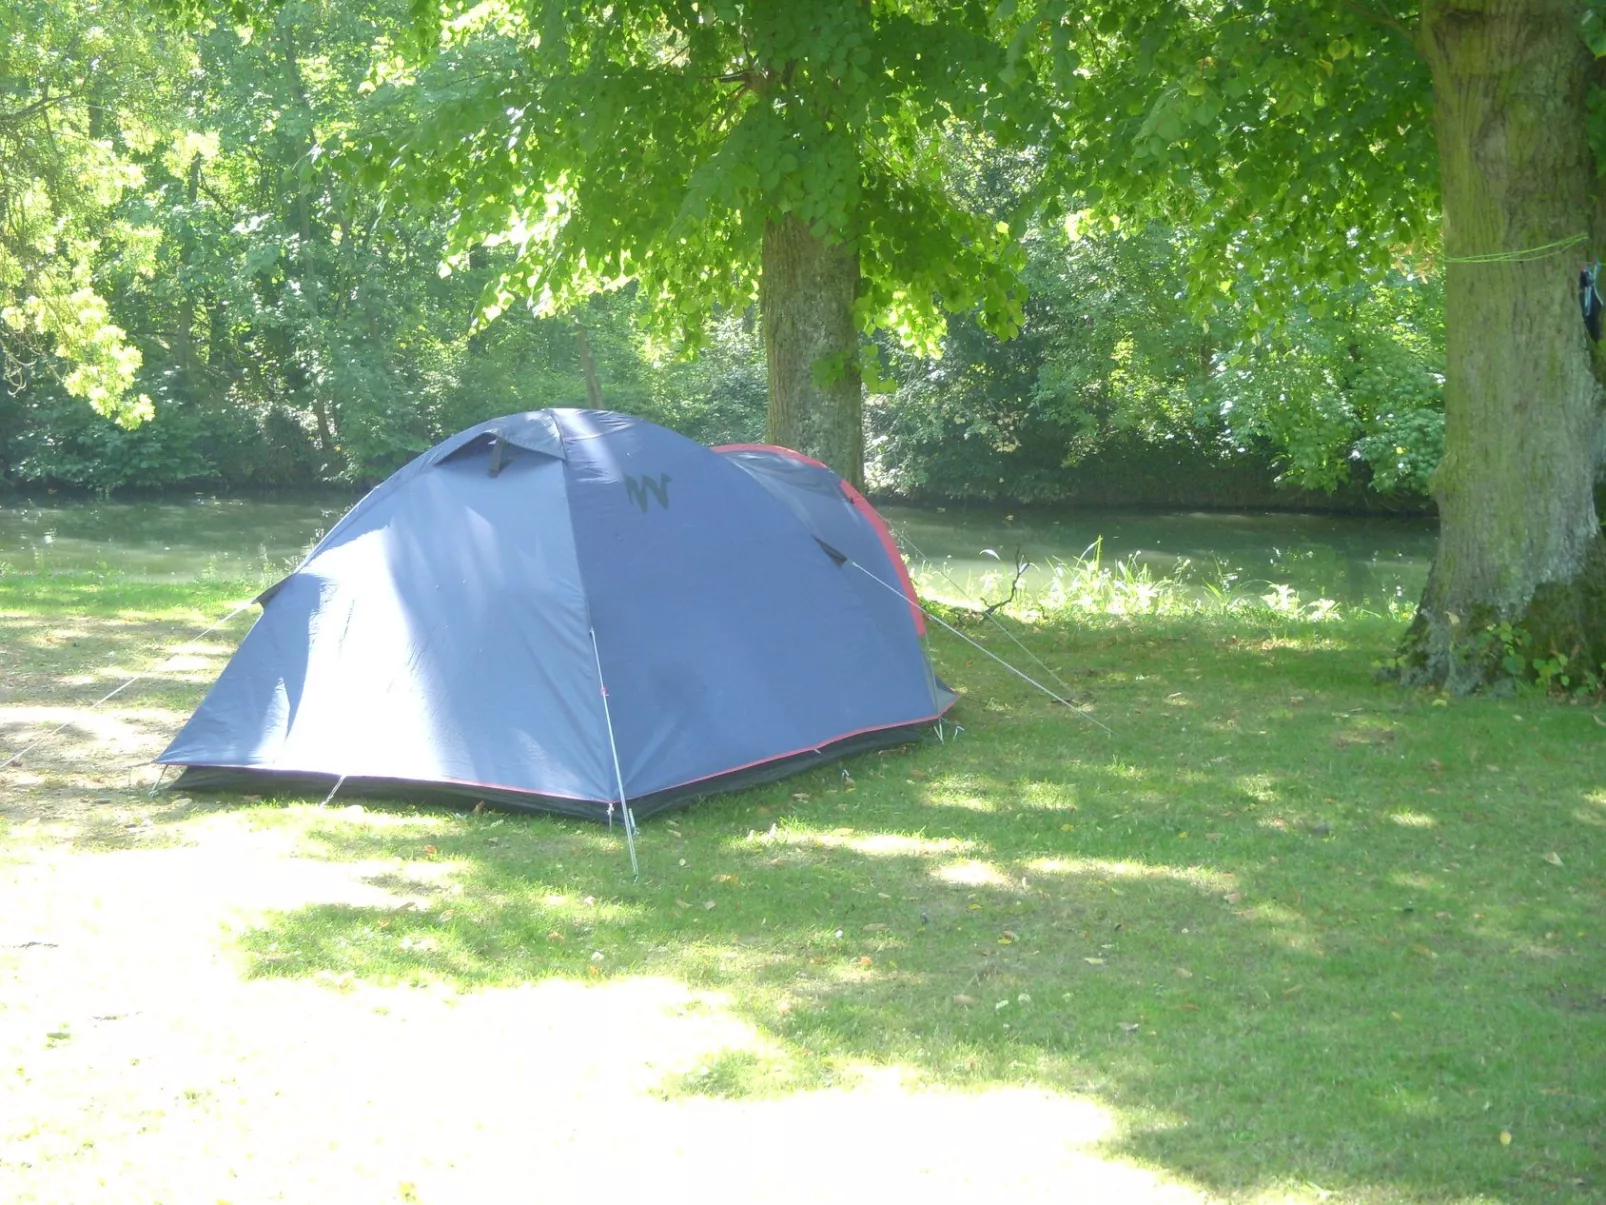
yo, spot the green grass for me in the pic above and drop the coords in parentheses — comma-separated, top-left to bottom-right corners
(2, 567, 1603, 1204)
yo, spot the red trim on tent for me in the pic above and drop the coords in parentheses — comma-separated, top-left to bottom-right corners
(837, 478, 925, 636)
(655, 700, 957, 795)
(713, 442, 925, 636)
(161, 700, 956, 807)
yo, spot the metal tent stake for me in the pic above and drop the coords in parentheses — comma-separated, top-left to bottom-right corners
(589, 629, 639, 878)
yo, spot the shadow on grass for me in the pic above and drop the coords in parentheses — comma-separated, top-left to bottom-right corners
(228, 603, 1605, 1205)
(6, 573, 1601, 1201)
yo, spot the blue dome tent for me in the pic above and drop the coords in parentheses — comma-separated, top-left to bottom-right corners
(160, 410, 954, 832)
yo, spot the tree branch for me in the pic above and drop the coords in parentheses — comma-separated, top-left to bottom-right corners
(0, 93, 72, 129)
(981, 548, 1030, 618)
(1339, 0, 1421, 52)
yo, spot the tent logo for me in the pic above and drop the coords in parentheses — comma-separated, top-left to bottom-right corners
(624, 473, 672, 512)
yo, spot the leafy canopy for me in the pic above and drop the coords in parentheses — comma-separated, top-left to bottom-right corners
(1008, 0, 1435, 320)
(358, 0, 1051, 356)
(0, 0, 194, 425)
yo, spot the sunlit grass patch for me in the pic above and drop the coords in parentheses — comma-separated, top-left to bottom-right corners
(2, 567, 1603, 1204)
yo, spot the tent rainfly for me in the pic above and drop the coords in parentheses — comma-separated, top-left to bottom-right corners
(159, 409, 954, 825)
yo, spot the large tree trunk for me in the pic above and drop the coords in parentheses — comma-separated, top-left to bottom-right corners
(761, 215, 864, 488)
(1396, 2, 1606, 692)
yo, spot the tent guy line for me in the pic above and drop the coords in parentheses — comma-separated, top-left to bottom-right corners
(893, 530, 1087, 710)
(848, 562, 1115, 738)
(1, 597, 259, 771)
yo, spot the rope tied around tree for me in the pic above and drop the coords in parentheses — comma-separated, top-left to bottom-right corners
(1441, 232, 1587, 265)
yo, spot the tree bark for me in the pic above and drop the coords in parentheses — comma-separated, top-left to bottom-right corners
(575, 316, 605, 409)
(174, 154, 201, 385)
(761, 214, 864, 488)
(1395, 1, 1606, 692)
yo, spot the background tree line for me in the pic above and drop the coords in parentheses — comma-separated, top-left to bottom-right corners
(1, 0, 1443, 507)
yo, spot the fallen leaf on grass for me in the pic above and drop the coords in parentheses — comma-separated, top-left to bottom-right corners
(546, 931, 564, 942)
(953, 994, 977, 1006)
(703, 900, 717, 910)
(858, 955, 873, 967)
(1224, 892, 1244, 904)
(673, 899, 692, 909)
(863, 923, 889, 932)
(1118, 1022, 1140, 1033)
(714, 873, 739, 884)
(1174, 967, 1193, 979)
(1499, 1130, 1512, 1146)
(1083, 957, 1105, 966)
(1001, 930, 1019, 942)
(1543, 851, 1564, 867)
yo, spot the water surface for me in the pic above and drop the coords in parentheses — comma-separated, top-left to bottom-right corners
(0, 495, 1436, 608)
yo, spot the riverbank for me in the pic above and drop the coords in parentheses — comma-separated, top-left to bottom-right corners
(1, 569, 1600, 1203)
(1, 496, 1439, 611)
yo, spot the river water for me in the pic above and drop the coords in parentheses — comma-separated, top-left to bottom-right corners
(0, 495, 1436, 609)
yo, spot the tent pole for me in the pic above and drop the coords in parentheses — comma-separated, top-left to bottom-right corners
(589, 628, 639, 878)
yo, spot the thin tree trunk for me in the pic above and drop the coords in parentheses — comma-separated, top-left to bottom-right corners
(575, 316, 605, 409)
(1394, 1, 1606, 692)
(761, 214, 864, 488)
(174, 154, 201, 384)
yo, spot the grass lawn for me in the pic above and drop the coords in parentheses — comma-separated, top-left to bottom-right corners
(0, 567, 1601, 1204)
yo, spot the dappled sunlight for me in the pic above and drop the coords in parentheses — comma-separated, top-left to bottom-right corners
(760, 827, 976, 859)
(1016, 779, 1081, 809)
(1389, 810, 1438, 829)
(1574, 791, 1606, 827)
(0, 705, 184, 753)
(1389, 872, 1447, 894)
(924, 787, 1000, 812)
(933, 857, 1012, 887)
(289, 801, 457, 833)
(1026, 855, 1235, 896)
(0, 813, 1223, 1204)
(5, 571, 1602, 1204)
(1235, 774, 1282, 804)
